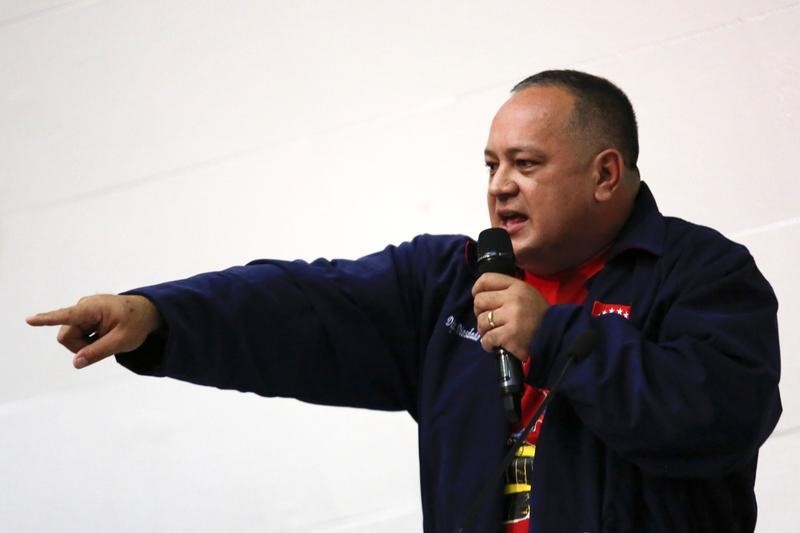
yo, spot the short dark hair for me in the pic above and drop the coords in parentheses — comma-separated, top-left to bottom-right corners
(513, 70, 639, 170)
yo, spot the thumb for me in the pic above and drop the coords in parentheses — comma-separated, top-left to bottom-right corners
(74, 329, 127, 369)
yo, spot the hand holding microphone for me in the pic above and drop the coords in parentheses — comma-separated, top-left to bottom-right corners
(472, 228, 549, 423)
(472, 273, 549, 361)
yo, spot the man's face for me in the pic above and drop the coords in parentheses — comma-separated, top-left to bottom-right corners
(484, 86, 598, 275)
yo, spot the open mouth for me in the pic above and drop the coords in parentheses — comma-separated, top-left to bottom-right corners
(499, 211, 529, 228)
(497, 211, 529, 235)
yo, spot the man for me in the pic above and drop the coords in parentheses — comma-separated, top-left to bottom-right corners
(28, 70, 781, 532)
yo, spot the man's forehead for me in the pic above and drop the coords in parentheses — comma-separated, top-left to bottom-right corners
(496, 86, 575, 125)
(487, 86, 576, 148)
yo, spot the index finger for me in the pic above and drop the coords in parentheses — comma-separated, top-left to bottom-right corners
(471, 272, 516, 296)
(26, 307, 79, 327)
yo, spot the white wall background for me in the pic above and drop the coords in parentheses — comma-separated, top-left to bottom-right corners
(3, 1, 798, 531)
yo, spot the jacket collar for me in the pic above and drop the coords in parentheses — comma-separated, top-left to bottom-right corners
(607, 181, 665, 261)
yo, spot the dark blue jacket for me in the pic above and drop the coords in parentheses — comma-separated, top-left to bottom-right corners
(118, 183, 781, 532)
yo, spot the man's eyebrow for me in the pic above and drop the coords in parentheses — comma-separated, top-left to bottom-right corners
(484, 146, 545, 157)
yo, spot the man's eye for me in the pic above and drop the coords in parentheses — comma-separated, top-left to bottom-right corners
(485, 162, 498, 175)
(516, 159, 537, 169)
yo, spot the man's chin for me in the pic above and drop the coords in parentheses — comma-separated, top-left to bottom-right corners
(510, 246, 538, 271)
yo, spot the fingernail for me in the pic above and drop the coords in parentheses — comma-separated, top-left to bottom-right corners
(75, 356, 88, 369)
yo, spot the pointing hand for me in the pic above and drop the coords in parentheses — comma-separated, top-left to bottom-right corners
(26, 294, 163, 369)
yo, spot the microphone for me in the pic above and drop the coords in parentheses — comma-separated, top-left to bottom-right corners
(476, 228, 523, 424)
(455, 329, 599, 533)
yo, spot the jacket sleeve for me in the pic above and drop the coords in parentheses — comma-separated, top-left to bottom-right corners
(114, 236, 454, 417)
(527, 238, 782, 479)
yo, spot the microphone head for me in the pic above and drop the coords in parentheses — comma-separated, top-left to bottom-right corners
(568, 329, 599, 361)
(476, 228, 516, 276)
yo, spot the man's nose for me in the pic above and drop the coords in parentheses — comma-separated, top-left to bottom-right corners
(488, 166, 518, 199)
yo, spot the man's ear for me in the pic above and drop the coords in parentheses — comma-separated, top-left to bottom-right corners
(592, 149, 624, 202)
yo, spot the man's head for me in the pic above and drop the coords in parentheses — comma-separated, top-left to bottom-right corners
(485, 69, 641, 275)
(512, 70, 640, 172)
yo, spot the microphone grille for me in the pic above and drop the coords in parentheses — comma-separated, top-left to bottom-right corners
(477, 228, 516, 276)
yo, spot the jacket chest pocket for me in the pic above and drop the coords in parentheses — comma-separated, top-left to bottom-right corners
(585, 255, 660, 333)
